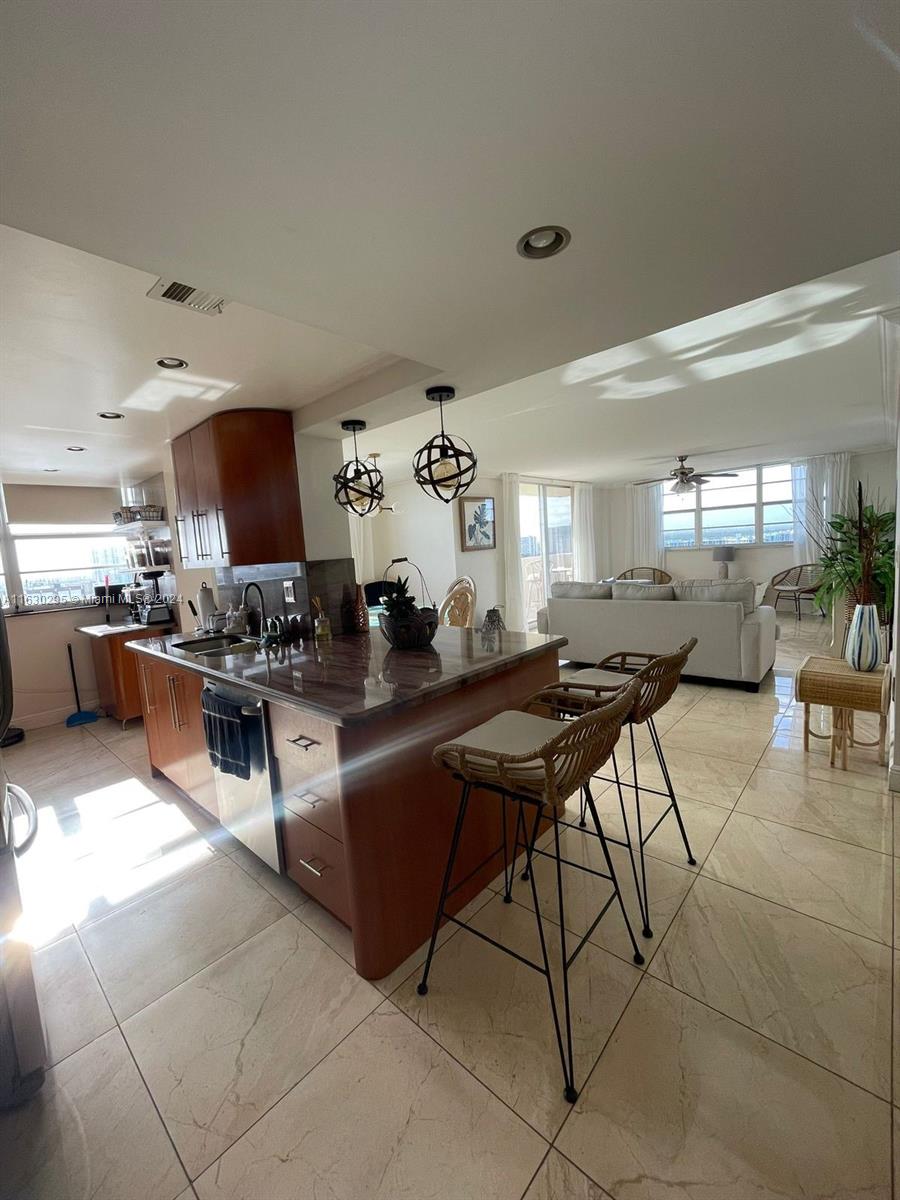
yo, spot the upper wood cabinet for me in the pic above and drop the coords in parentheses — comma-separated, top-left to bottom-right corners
(171, 409, 305, 568)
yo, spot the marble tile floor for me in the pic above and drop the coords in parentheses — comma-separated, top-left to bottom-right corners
(2, 614, 898, 1199)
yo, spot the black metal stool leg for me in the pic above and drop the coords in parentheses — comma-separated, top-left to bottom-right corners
(520, 798, 543, 882)
(648, 716, 696, 866)
(503, 797, 526, 902)
(629, 723, 653, 938)
(583, 783, 645, 966)
(418, 782, 471, 995)
(551, 806, 577, 1102)
(522, 803, 576, 1102)
(578, 786, 587, 828)
(611, 743, 649, 934)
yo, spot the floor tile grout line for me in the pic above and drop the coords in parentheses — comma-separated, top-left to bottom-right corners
(386, 978, 557, 1146)
(552, 759, 760, 1152)
(73, 880, 385, 1188)
(516, 1145, 553, 1200)
(70, 921, 196, 1191)
(728, 801, 894, 858)
(646, 957, 893, 1105)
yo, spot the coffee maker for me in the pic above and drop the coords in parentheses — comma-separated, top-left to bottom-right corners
(124, 570, 173, 625)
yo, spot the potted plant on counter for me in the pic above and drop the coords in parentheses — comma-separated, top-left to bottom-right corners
(378, 575, 439, 651)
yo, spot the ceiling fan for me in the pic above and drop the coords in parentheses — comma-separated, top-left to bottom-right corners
(634, 455, 738, 495)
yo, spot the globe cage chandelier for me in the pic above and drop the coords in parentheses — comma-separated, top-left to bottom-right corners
(333, 419, 385, 517)
(412, 386, 477, 503)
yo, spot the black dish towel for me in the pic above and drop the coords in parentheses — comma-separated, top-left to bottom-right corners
(201, 689, 252, 781)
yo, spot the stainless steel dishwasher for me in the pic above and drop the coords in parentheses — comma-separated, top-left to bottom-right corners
(202, 682, 282, 873)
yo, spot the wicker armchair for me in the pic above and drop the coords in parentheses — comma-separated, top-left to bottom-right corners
(616, 566, 673, 584)
(770, 564, 821, 620)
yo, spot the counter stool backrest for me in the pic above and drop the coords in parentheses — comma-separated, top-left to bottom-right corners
(437, 680, 639, 809)
(628, 637, 697, 724)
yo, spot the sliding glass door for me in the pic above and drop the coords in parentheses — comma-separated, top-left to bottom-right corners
(520, 483, 573, 629)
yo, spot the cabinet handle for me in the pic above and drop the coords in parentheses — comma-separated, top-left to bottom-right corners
(214, 505, 229, 558)
(167, 675, 186, 730)
(296, 856, 329, 877)
(139, 664, 156, 713)
(174, 517, 188, 565)
(287, 735, 319, 751)
(294, 791, 323, 809)
(192, 511, 212, 560)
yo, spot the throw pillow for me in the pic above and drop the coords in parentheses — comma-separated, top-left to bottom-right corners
(611, 582, 675, 601)
(550, 581, 612, 599)
(672, 578, 756, 617)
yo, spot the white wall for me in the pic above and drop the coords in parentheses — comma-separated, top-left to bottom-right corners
(371, 480, 457, 608)
(8, 606, 106, 729)
(451, 476, 505, 623)
(370, 477, 506, 622)
(294, 432, 352, 561)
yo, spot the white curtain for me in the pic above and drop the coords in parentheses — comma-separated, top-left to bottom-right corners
(793, 452, 850, 564)
(791, 460, 812, 564)
(572, 483, 597, 582)
(348, 513, 375, 584)
(501, 472, 525, 631)
(630, 484, 665, 570)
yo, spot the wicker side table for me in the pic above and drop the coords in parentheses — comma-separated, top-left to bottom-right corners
(794, 656, 889, 770)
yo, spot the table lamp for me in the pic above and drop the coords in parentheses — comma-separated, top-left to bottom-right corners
(712, 546, 735, 580)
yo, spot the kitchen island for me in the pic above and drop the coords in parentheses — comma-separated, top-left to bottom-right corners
(128, 626, 567, 978)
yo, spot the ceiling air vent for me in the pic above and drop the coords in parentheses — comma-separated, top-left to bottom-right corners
(147, 278, 230, 315)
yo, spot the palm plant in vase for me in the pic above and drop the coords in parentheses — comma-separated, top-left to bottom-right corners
(812, 482, 895, 671)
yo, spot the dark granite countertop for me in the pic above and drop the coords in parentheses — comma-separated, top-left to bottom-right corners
(126, 627, 567, 726)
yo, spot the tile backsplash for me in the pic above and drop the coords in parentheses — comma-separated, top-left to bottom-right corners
(215, 558, 358, 637)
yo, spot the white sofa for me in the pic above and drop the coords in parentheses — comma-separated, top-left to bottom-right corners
(537, 579, 776, 689)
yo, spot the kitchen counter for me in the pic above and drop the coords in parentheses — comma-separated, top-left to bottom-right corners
(126, 627, 568, 726)
(76, 621, 175, 637)
(129, 624, 567, 980)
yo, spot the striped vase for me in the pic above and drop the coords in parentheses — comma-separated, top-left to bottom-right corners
(844, 603, 881, 672)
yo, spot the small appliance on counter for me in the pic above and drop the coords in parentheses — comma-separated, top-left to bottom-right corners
(124, 570, 174, 625)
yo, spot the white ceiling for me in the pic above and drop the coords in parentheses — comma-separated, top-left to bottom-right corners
(2, 0, 899, 445)
(0, 225, 410, 484)
(354, 252, 900, 486)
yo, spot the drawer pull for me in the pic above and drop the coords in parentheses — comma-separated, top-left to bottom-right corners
(297, 855, 329, 877)
(294, 791, 322, 809)
(287, 735, 319, 751)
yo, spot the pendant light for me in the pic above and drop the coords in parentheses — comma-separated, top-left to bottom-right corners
(333, 419, 384, 516)
(412, 386, 477, 503)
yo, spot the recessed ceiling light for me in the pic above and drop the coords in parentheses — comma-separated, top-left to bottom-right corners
(516, 225, 571, 259)
(66, 445, 86, 452)
(156, 356, 188, 369)
(97, 410, 124, 420)
(43, 468, 59, 473)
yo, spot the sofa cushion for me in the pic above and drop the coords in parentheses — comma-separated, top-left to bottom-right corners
(551, 581, 612, 599)
(673, 578, 756, 617)
(612, 582, 674, 601)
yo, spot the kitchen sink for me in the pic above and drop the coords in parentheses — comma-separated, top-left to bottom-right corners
(173, 635, 259, 657)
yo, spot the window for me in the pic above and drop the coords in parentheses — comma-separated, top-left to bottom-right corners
(662, 463, 793, 549)
(519, 483, 573, 628)
(2, 522, 131, 611)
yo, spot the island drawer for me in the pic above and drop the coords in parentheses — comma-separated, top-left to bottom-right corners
(281, 808, 350, 925)
(279, 755, 342, 842)
(268, 702, 337, 776)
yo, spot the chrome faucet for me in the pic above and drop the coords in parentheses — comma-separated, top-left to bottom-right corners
(240, 581, 267, 639)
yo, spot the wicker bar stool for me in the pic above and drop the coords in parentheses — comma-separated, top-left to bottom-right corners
(555, 638, 698, 940)
(417, 679, 643, 1103)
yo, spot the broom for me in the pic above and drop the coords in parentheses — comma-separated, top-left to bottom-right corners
(65, 642, 98, 727)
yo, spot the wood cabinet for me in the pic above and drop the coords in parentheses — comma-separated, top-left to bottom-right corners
(138, 658, 217, 818)
(88, 626, 173, 723)
(171, 409, 304, 569)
